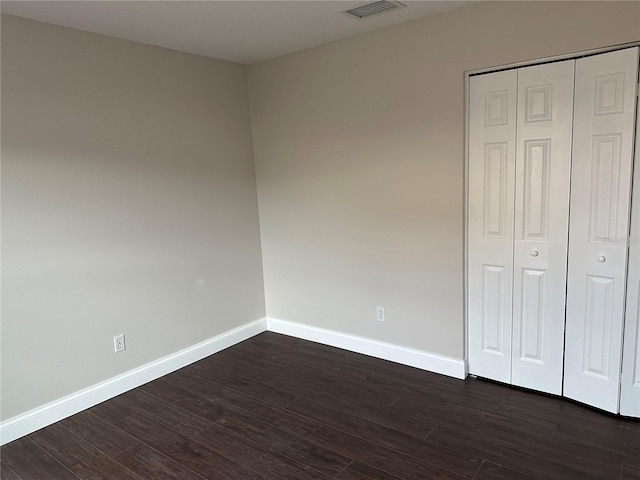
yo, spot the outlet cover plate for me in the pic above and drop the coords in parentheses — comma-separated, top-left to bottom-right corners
(114, 334, 126, 353)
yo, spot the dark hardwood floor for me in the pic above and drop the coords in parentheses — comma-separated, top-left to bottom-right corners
(3, 331, 640, 479)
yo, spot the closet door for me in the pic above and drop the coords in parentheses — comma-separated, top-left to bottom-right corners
(468, 70, 517, 383)
(564, 47, 640, 413)
(620, 102, 640, 418)
(511, 60, 574, 395)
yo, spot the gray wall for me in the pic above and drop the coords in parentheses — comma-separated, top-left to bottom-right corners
(248, 1, 640, 359)
(1, 14, 265, 420)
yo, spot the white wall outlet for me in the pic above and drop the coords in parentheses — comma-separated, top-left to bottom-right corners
(376, 306, 385, 322)
(113, 334, 126, 353)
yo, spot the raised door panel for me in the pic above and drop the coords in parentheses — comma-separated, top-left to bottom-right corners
(564, 47, 639, 413)
(511, 60, 575, 395)
(483, 143, 509, 237)
(468, 70, 517, 383)
(620, 99, 640, 418)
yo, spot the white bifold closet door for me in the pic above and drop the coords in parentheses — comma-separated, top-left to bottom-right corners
(564, 47, 639, 413)
(468, 69, 517, 384)
(621, 109, 640, 417)
(511, 61, 574, 394)
(468, 60, 574, 394)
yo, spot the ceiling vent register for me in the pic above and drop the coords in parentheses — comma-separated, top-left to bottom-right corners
(342, 1, 407, 20)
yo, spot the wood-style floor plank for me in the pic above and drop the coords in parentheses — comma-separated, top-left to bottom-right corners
(195, 423, 332, 480)
(29, 422, 144, 480)
(116, 412, 268, 480)
(552, 422, 640, 466)
(286, 396, 481, 477)
(427, 425, 607, 480)
(1, 437, 80, 480)
(621, 465, 640, 480)
(190, 401, 351, 476)
(473, 461, 535, 480)
(306, 425, 468, 480)
(0, 462, 21, 480)
(138, 374, 203, 408)
(115, 443, 206, 480)
(391, 394, 557, 443)
(268, 368, 398, 410)
(179, 382, 321, 437)
(285, 380, 435, 439)
(2, 331, 639, 480)
(90, 388, 214, 438)
(185, 365, 296, 407)
(59, 409, 139, 458)
(336, 461, 403, 480)
(362, 372, 503, 412)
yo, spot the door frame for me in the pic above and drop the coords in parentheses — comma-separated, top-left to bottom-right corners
(463, 41, 640, 379)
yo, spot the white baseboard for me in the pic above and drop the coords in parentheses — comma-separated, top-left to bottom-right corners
(0, 318, 267, 446)
(1, 316, 466, 446)
(267, 317, 466, 380)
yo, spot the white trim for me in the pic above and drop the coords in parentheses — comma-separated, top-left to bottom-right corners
(463, 58, 471, 378)
(0, 318, 267, 446)
(1, 315, 468, 445)
(467, 41, 640, 77)
(267, 317, 466, 380)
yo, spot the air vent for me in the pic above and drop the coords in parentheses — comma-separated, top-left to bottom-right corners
(343, 1, 406, 20)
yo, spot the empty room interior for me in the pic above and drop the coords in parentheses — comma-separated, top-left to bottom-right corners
(2, 1, 640, 479)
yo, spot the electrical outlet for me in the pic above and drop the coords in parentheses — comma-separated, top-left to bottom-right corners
(376, 306, 385, 322)
(114, 334, 126, 353)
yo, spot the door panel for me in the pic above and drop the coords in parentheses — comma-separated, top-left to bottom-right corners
(564, 47, 639, 413)
(468, 70, 517, 383)
(584, 275, 615, 377)
(519, 268, 545, 361)
(511, 60, 575, 394)
(621, 93, 640, 418)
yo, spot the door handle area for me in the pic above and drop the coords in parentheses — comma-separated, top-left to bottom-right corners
(530, 250, 539, 257)
(597, 255, 606, 263)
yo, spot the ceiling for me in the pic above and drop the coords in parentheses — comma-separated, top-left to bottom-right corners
(0, 1, 472, 64)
